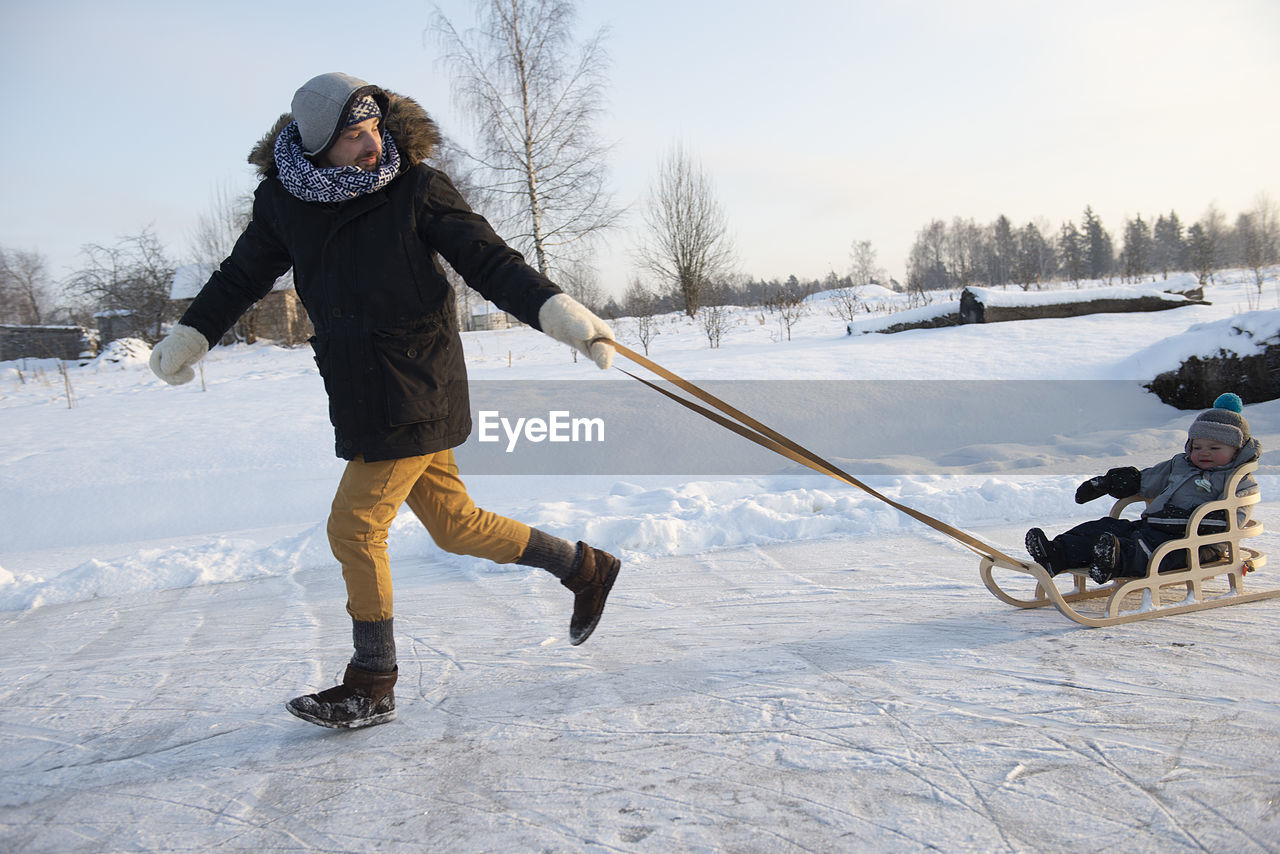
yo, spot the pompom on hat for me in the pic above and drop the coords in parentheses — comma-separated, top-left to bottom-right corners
(1187, 393, 1250, 449)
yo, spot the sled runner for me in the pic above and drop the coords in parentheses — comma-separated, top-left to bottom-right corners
(980, 460, 1278, 626)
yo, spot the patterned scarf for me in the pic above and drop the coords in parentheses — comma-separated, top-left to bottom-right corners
(273, 121, 401, 204)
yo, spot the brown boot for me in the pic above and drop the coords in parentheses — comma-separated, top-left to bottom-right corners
(561, 543, 622, 645)
(286, 664, 397, 729)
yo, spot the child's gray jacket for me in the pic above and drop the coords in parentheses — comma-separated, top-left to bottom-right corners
(1139, 437, 1261, 532)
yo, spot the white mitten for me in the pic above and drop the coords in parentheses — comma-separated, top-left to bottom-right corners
(149, 324, 210, 386)
(537, 293, 615, 369)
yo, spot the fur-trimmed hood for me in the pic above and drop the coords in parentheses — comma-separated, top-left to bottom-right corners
(247, 90, 441, 178)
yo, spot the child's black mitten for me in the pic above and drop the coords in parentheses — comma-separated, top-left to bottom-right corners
(1075, 475, 1109, 503)
(1075, 466, 1141, 503)
(1105, 466, 1141, 498)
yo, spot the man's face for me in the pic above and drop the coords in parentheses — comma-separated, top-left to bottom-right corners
(317, 117, 382, 171)
(1190, 437, 1237, 470)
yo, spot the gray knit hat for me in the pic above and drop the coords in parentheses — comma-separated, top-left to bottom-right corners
(291, 72, 388, 156)
(1187, 393, 1250, 448)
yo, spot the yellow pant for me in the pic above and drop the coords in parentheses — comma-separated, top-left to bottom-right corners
(327, 450, 531, 621)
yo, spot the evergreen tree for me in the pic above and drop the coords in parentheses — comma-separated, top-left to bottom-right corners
(1121, 214, 1152, 282)
(1151, 211, 1185, 279)
(991, 214, 1015, 288)
(1058, 220, 1084, 283)
(1015, 222, 1051, 290)
(1082, 206, 1114, 280)
(1186, 222, 1215, 286)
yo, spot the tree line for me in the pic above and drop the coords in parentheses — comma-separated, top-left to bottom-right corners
(904, 196, 1279, 296)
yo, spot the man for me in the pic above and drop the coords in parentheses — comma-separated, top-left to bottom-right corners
(150, 72, 621, 730)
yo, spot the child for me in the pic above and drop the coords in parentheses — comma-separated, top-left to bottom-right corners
(1025, 393, 1260, 584)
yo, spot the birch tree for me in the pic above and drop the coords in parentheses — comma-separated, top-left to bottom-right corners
(432, 0, 621, 277)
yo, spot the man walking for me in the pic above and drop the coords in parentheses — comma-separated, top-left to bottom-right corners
(150, 72, 621, 729)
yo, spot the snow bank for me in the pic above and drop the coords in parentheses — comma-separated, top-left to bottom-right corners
(844, 281, 1198, 335)
(966, 279, 1195, 308)
(1116, 309, 1280, 377)
(845, 299, 959, 334)
(0, 474, 1095, 611)
(0, 527, 334, 611)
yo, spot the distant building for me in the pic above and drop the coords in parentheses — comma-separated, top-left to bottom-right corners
(0, 324, 97, 361)
(170, 265, 313, 346)
(93, 309, 137, 346)
(469, 303, 514, 331)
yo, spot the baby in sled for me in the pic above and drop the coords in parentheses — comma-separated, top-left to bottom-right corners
(1026, 393, 1260, 584)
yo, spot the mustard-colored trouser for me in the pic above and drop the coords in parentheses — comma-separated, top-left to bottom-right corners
(327, 449, 532, 621)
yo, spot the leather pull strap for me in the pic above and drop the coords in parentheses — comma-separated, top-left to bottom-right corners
(605, 339, 1026, 568)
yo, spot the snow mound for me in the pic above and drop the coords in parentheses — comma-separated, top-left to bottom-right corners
(89, 337, 152, 369)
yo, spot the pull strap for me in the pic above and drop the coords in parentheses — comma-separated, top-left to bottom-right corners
(602, 338, 1026, 568)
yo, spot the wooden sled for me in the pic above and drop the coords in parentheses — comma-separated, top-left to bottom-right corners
(981, 460, 1279, 627)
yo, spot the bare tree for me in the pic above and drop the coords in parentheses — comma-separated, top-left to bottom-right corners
(946, 217, 983, 288)
(1235, 212, 1266, 303)
(556, 257, 605, 314)
(432, 0, 622, 278)
(906, 219, 949, 296)
(622, 276, 660, 355)
(827, 285, 867, 323)
(68, 228, 176, 343)
(765, 278, 811, 342)
(1256, 192, 1280, 258)
(1199, 203, 1229, 279)
(849, 239, 882, 287)
(188, 180, 253, 269)
(430, 133, 497, 331)
(698, 281, 733, 349)
(637, 141, 735, 317)
(0, 247, 54, 324)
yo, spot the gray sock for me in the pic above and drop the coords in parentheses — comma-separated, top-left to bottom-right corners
(519, 528, 581, 580)
(350, 617, 397, 673)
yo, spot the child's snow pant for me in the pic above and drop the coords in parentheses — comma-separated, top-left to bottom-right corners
(1049, 516, 1218, 577)
(327, 449, 532, 622)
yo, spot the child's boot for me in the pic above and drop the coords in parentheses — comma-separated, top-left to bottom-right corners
(1089, 534, 1119, 584)
(1025, 528, 1065, 575)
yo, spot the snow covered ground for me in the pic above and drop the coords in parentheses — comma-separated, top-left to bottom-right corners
(3, 272, 1280, 851)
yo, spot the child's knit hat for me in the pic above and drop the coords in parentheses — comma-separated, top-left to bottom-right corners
(1188, 393, 1250, 448)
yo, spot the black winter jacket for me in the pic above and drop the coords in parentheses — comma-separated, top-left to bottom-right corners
(180, 92, 562, 461)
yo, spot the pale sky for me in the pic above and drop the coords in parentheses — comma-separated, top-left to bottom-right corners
(3, 0, 1277, 298)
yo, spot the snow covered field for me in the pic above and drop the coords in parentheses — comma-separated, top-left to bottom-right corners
(3, 273, 1280, 851)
